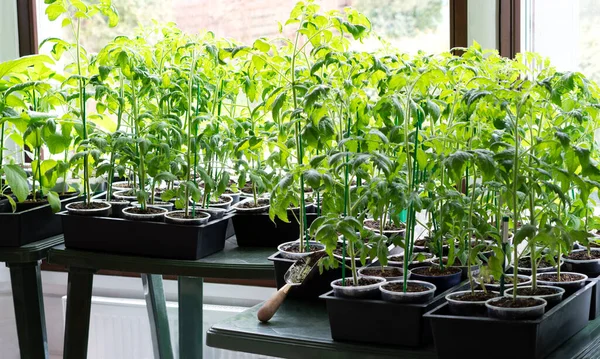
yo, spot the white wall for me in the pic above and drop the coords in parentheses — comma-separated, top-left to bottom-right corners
(0, 1, 20, 61)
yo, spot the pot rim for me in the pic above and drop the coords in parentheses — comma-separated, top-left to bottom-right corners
(232, 197, 270, 212)
(363, 218, 406, 233)
(446, 290, 499, 304)
(535, 271, 588, 284)
(66, 201, 112, 212)
(503, 284, 566, 298)
(331, 276, 386, 290)
(474, 274, 532, 287)
(122, 205, 169, 216)
(485, 296, 547, 312)
(387, 252, 435, 265)
(277, 240, 325, 254)
(164, 209, 210, 220)
(208, 194, 234, 205)
(411, 265, 463, 277)
(562, 248, 600, 264)
(380, 279, 436, 296)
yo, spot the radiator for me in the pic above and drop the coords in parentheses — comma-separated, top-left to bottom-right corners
(61, 296, 277, 359)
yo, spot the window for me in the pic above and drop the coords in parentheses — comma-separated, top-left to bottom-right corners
(35, 0, 451, 55)
(522, 0, 600, 83)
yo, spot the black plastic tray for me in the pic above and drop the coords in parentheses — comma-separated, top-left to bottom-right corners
(233, 212, 318, 247)
(268, 252, 342, 299)
(60, 211, 232, 260)
(0, 194, 80, 247)
(425, 281, 595, 359)
(591, 275, 600, 320)
(319, 281, 467, 347)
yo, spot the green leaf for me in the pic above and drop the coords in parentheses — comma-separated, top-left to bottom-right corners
(304, 169, 321, 189)
(0, 55, 54, 79)
(46, 191, 61, 213)
(514, 224, 537, 246)
(3, 165, 29, 202)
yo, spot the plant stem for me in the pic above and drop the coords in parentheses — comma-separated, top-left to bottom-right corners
(106, 73, 124, 201)
(184, 52, 197, 217)
(512, 104, 521, 300)
(75, 18, 91, 205)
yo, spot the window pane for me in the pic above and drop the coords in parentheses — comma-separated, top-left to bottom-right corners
(523, 0, 600, 82)
(36, 0, 449, 54)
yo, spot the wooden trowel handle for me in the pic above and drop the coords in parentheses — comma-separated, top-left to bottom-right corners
(257, 283, 292, 323)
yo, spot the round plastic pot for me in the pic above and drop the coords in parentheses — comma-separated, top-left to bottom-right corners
(105, 200, 130, 218)
(111, 181, 132, 190)
(431, 257, 479, 280)
(358, 266, 410, 282)
(164, 210, 210, 225)
(122, 206, 168, 222)
(66, 201, 112, 217)
(485, 297, 547, 320)
(363, 218, 405, 238)
(331, 276, 385, 299)
(202, 207, 227, 220)
(277, 240, 325, 260)
(388, 252, 435, 269)
(512, 256, 564, 275)
(474, 274, 532, 292)
(131, 201, 174, 211)
(536, 272, 588, 294)
(112, 190, 137, 201)
(225, 191, 242, 204)
(232, 198, 270, 214)
(446, 290, 500, 316)
(503, 285, 565, 309)
(410, 266, 462, 293)
(563, 249, 600, 275)
(379, 280, 436, 304)
(207, 195, 233, 210)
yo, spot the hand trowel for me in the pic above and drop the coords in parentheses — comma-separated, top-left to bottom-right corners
(257, 252, 325, 323)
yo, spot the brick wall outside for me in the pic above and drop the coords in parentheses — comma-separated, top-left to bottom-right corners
(172, 0, 353, 44)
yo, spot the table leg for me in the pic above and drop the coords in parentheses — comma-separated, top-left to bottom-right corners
(7, 262, 48, 359)
(178, 276, 203, 359)
(63, 267, 95, 359)
(141, 274, 174, 359)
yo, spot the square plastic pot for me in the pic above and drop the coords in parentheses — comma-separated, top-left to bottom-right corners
(60, 211, 232, 260)
(268, 252, 342, 299)
(233, 212, 317, 247)
(424, 281, 595, 359)
(319, 282, 468, 347)
(0, 194, 80, 247)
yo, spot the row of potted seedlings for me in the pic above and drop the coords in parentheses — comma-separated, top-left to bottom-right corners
(261, 3, 600, 358)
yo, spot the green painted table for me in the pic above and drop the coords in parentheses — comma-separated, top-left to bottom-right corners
(0, 235, 64, 359)
(207, 300, 600, 359)
(47, 237, 275, 359)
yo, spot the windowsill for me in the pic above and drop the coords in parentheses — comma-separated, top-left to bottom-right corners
(40, 260, 277, 288)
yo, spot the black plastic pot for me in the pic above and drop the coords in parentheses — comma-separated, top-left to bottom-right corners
(410, 266, 462, 295)
(233, 212, 317, 247)
(425, 281, 595, 359)
(60, 211, 232, 260)
(0, 194, 80, 247)
(268, 252, 342, 299)
(320, 281, 467, 347)
(563, 249, 600, 277)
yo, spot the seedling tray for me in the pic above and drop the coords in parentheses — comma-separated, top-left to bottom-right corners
(424, 281, 595, 359)
(233, 212, 318, 247)
(60, 211, 233, 260)
(268, 252, 342, 299)
(591, 275, 600, 320)
(319, 281, 467, 347)
(0, 194, 80, 247)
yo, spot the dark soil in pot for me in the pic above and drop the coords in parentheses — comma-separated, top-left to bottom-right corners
(236, 198, 269, 209)
(282, 243, 323, 253)
(66, 201, 112, 217)
(358, 266, 404, 280)
(16, 197, 49, 212)
(475, 274, 531, 291)
(122, 206, 167, 222)
(563, 249, 600, 276)
(410, 266, 462, 294)
(486, 297, 546, 320)
(364, 219, 405, 231)
(164, 210, 210, 225)
(277, 240, 325, 260)
(446, 290, 499, 316)
(432, 257, 480, 280)
(514, 256, 562, 274)
(414, 237, 449, 254)
(388, 252, 434, 269)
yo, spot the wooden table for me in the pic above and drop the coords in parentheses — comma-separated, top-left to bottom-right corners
(0, 235, 64, 359)
(207, 299, 600, 359)
(47, 237, 275, 359)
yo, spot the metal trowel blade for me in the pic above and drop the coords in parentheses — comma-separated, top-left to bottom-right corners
(284, 251, 327, 286)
